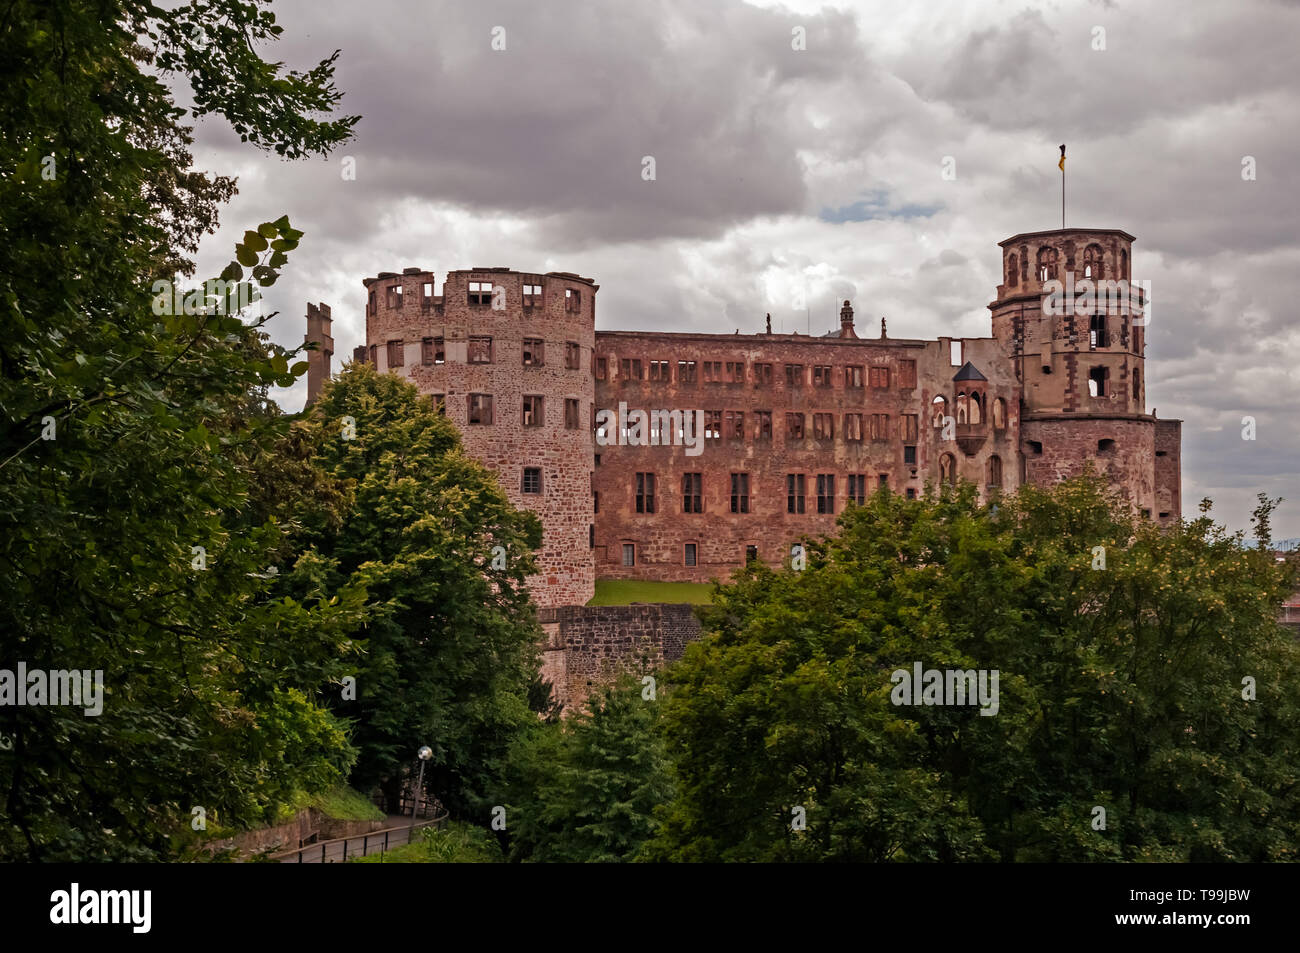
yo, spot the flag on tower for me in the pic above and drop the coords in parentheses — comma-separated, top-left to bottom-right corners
(1059, 144, 1066, 171)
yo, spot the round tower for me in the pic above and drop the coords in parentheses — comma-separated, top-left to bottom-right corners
(988, 228, 1161, 515)
(362, 266, 598, 607)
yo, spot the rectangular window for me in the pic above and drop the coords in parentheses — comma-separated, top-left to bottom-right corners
(703, 361, 723, 383)
(566, 341, 581, 369)
(869, 366, 890, 388)
(753, 363, 773, 387)
(621, 358, 643, 380)
(906, 487, 917, 500)
(847, 474, 867, 505)
(622, 543, 635, 567)
(431, 394, 446, 415)
(812, 365, 832, 388)
(745, 544, 758, 563)
(595, 356, 607, 380)
(468, 393, 494, 425)
(724, 410, 745, 440)
(635, 473, 656, 514)
(1088, 366, 1108, 397)
(878, 473, 889, 489)
(755, 410, 773, 441)
(522, 467, 542, 494)
(902, 414, 919, 443)
(730, 472, 750, 514)
(1090, 314, 1109, 349)
(523, 283, 542, 307)
(898, 360, 917, 389)
(785, 364, 804, 388)
(870, 413, 890, 441)
(387, 339, 404, 367)
(565, 288, 580, 312)
(387, 283, 403, 309)
(468, 336, 493, 364)
(565, 398, 580, 430)
(593, 490, 599, 514)
(786, 474, 806, 514)
(682, 473, 703, 513)
(468, 280, 494, 306)
(725, 361, 745, 383)
(845, 365, 864, 389)
(684, 543, 697, 567)
(813, 413, 834, 440)
(522, 395, 544, 428)
(421, 337, 436, 365)
(368, 290, 376, 315)
(844, 413, 863, 442)
(649, 359, 671, 381)
(421, 282, 433, 308)
(904, 445, 917, 465)
(786, 412, 805, 440)
(369, 344, 377, 365)
(677, 359, 697, 384)
(704, 410, 722, 442)
(816, 474, 835, 514)
(522, 338, 544, 366)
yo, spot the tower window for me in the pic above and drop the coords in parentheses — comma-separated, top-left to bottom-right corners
(522, 395, 544, 428)
(566, 341, 581, 369)
(468, 393, 494, 425)
(1007, 253, 1019, 288)
(1088, 366, 1109, 397)
(521, 467, 542, 494)
(1090, 314, 1109, 349)
(1083, 243, 1104, 280)
(564, 398, 580, 430)
(565, 288, 580, 312)
(387, 340, 404, 367)
(1097, 439, 1116, 454)
(522, 283, 542, 307)
(1036, 246, 1059, 282)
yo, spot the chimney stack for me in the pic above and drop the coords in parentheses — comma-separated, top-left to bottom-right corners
(304, 302, 334, 405)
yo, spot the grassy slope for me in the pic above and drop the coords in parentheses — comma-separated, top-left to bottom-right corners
(587, 579, 715, 606)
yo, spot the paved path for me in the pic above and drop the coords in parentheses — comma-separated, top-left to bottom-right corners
(275, 814, 439, 863)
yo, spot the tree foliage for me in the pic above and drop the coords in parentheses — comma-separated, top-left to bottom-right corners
(647, 476, 1300, 862)
(0, 0, 359, 859)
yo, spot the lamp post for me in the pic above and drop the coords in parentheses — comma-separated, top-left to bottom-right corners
(410, 745, 433, 839)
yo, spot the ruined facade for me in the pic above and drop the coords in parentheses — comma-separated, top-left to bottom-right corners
(306, 227, 1182, 704)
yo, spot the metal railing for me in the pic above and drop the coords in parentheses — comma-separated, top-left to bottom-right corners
(267, 814, 445, 864)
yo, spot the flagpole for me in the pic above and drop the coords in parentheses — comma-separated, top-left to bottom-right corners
(1059, 144, 1066, 229)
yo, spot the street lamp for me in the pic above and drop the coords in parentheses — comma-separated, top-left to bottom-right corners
(410, 745, 433, 836)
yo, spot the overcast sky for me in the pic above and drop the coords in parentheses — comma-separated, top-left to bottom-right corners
(186, 0, 1300, 539)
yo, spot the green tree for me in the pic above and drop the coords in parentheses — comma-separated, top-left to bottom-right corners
(296, 364, 546, 820)
(646, 476, 1300, 862)
(506, 677, 673, 863)
(0, 0, 359, 859)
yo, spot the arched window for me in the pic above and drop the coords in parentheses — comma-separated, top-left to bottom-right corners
(955, 393, 969, 424)
(939, 453, 956, 486)
(931, 395, 947, 428)
(1037, 246, 1059, 282)
(987, 455, 1002, 488)
(1082, 244, 1104, 279)
(968, 392, 982, 425)
(991, 398, 1006, 431)
(1007, 254, 1019, 288)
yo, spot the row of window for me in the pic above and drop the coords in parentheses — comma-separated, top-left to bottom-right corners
(375, 337, 584, 370)
(614, 464, 1000, 514)
(447, 394, 585, 429)
(1009, 243, 1129, 286)
(596, 358, 918, 389)
(368, 282, 582, 314)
